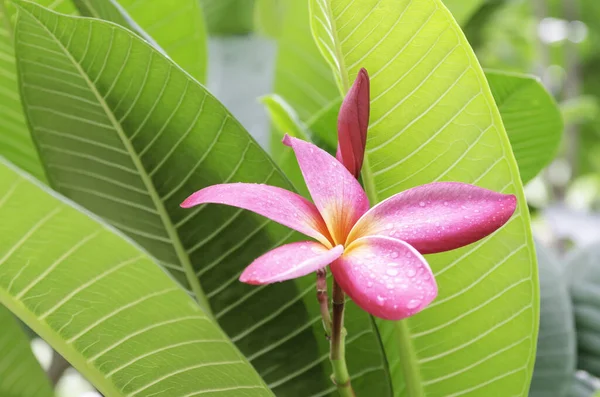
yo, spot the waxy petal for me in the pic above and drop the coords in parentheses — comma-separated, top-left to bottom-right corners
(337, 68, 370, 178)
(181, 183, 331, 246)
(330, 236, 437, 320)
(283, 135, 369, 245)
(348, 182, 517, 254)
(240, 242, 344, 285)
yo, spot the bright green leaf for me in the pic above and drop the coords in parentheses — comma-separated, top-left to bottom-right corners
(0, 158, 272, 397)
(310, 0, 538, 396)
(530, 243, 575, 397)
(200, 0, 254, 35)
(0, 0, 76, 181)
(74, 0, 207, 82)
(13, 2, 390, 395)
(273, 0, 339, 123)
(486, 71, 563, 184)
(0, 304, 53, 397)
(568, 245, 600, 378)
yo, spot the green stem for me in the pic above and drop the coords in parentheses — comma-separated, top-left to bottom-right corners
(316, 268, 332, 337)
(330, 279, 356, 397)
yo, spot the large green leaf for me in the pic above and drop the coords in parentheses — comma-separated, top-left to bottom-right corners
(0, 305, 53, 397)
(13, 3, 390, 395)
(0, 0, 76, 180)
(530, 243, 576, 397)
(310, 0, 537, 395)
(272, 0, 338, 124)
(74, 0, 207, 82)
(568, 245, 600, 378)
(486, 71, 563, 184)
(0, 158, 271, 397)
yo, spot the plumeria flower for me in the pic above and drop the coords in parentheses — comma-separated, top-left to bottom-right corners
(181, 134, 517, 320)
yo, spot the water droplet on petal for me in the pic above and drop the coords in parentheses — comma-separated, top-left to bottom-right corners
(386, 269, 399, 276)
(391, 251, 399, 259)
(376, 295, 386, 306)
(385, 223, 393, 230)
(387, 262, 399, 267)
(367, 281, 373, 288)
(386, 283, 395, 290)
(407, 299, 421, 309)
(419, 201, 426, 207)
(407, 268, 417, 277)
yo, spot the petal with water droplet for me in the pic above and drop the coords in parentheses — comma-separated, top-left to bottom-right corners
(240, 242, 343, 285)
(347, 182, 517, 254)
(330, 236, 437, 320)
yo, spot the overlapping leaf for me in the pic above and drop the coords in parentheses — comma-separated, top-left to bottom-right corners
(487, 71, 563, 184)
(13, 2, 389, 395)
(0, 158, 272, 397)
(530, 243, 575, 397)
(0, 0, 76, 180)
(310, 0, 538, 395)
(74, 0, 207, 81)
(0, 305, 53, 397)
(568, 245, 600, 378)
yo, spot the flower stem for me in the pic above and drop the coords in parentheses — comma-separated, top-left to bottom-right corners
(330, 278, 356, 397)
(316, 268, 332, 337)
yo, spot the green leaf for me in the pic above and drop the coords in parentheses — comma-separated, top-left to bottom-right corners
(0, 158, 272, 397)
(73, 0, 207, 82)
(0, 0, 76, 181)
(0, 304, 53, 397)
(200, 0, 254, 35)
(13, 3, 391, 395)
(486, 71, 563, 184)
(273, 0, 339, 123)
(530, 243, 576, 397)
(442, 0, 485, 26)
(310, 0, 538, 396)
(568, 245, 600, 378)
(569, 373, 600, 397)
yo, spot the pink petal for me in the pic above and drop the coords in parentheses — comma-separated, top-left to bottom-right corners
(330, 236, 437, 320)
(282, 135, 369, 245)
(337, 68, 370, 178)
(240, 242, 344, 285)
(348, 182, 517, 254)
(181, 183, 332, 246)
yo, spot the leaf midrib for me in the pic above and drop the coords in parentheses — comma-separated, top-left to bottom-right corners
(18, 4, 212, 316)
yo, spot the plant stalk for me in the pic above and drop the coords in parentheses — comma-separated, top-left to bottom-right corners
(316, 268, 332, 337)
(330, 279, 355, 397)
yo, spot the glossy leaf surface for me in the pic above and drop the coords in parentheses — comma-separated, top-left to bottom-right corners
(310, 0, 538, 395)
(74, 0, 207, 81)
(14, 3, 390, 395)
(0, 0, 76, 180)
(0, 158, 271, 397)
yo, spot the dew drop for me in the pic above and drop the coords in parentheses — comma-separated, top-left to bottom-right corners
(386, 283, 395, 290)
(385, 223, 393, 230)
(391, 251, 399, 259)
(387, 262, 399, 267)
(407, 268, 417, 277)
(419, 201, 426, 207)
(376, 295, 386, 306)
(407, 299, 421, 309)
(386, 268, 399, 276)
(443, 201, 449, 206)
(367, 281, 373, 288)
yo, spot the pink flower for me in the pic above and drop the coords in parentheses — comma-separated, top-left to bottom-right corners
(181, 135, 517, 320)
